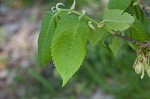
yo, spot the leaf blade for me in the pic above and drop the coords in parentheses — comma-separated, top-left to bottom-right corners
(88, 28, 107, 46)
(38, 11, 56, 66)
(51, 15, 89, 86)
(103, 9, 134, 31)
(109, 37, 120, 57)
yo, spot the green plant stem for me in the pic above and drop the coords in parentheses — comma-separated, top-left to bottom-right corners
(59, 9, 99, 25)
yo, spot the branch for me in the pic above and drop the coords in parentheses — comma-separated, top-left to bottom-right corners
(113, 33, 150, 47)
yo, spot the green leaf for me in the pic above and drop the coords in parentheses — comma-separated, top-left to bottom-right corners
(133, 5, 144, 21)
(130, 20, 147, 41)
(88, 28, 107, 46)
(108, 0, 131, 10)
(102, 33, 112, 46)
(143, 19, 150, 37)
(103, 9, 134, 31)
(126, 20, 149, 49)
(51, 15, 89, 86)
(38, 11, 56, 66)
(109, 37, 120, 57)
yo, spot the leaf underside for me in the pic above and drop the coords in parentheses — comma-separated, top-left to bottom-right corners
(51, 15, 89, 86)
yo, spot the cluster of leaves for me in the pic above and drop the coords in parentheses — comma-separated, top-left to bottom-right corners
(38, 0, 150, 86)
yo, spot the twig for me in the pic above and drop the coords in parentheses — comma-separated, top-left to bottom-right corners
(113, 33, 150, 47)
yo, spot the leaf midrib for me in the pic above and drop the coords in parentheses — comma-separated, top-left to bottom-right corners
(104, 20, 131, 23)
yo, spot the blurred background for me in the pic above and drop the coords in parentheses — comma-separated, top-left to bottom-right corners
(0, 0, 150, 99)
